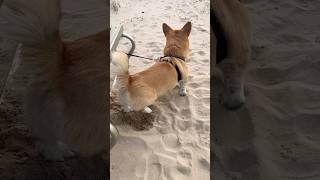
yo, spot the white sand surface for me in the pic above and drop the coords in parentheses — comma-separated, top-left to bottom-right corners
(110, 0, 210, 179)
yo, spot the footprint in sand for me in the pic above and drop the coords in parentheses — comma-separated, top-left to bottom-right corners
(145, 154, 162, 180)
(199, 156, 210, 170)
(197, 50, 206, 56)
(111, 136, 149, 179)
(165, 6, 172, 10)
(198, 130, 210, 147)
(177, 119, 192, 131)
(180, 108, 192, 119)
(195, 26, 208, 33)
(162, 148, 193, 179)
(147, 163, 162, 180)
(194, 103, 210, 118)
(151, 48, 160, 53)
(168, 102, 179, 113)
(162, 133, 181, 149)
(164, 167, 192, 180)
(200, 58, 209, 63)
(173, 149, 193, 177)
(188, 82, 199, 89)
(132, 29, 139, 33)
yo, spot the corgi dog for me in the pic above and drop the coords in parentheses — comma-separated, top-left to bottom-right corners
(211, 0, 251, 110)
(1, 0, 108, 160)
(112, 22, 191, 113)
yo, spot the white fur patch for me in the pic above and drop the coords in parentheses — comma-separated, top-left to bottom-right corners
(143, 106, 152, 113)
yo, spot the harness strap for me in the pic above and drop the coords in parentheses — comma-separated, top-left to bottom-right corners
(174, 64, 182, 82)
(159, 56, 183, 82)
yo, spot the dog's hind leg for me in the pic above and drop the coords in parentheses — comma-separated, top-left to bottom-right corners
(118, 88, 132, 112)
(131, 87, 157, 112)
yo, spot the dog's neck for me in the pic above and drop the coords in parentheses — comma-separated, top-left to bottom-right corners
(163, 46, 187, 61)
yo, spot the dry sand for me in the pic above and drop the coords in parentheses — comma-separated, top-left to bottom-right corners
(213, 0, 320, 180)
(0, 0, 108, 179)
(110, 0, 210, 179)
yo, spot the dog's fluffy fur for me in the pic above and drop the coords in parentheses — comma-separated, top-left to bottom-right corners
(0, 0, 108, 160)
(211, 0, 251, 110)
(112, 22, 191, 112)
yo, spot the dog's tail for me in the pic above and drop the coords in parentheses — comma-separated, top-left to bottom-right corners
(0, 0, 62, 78)
(111, 51, 130, 88)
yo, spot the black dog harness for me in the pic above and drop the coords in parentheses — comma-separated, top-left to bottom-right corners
(210, 8, 228, 64)
(159, 56, 184, 82)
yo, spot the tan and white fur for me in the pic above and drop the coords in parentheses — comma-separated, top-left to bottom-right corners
(112, 22, 191, 113)
(0, 0, 108, 160)
(212, 0, 251, 110)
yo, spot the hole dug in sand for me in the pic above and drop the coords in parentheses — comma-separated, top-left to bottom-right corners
(110, 92, 159, 131)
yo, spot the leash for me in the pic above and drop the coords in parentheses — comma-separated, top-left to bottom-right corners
(125, 53, 154, 60)
(125, 53, 186, 62)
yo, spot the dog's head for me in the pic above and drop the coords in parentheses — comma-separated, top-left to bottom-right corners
(214, 58, 246, 110)
(162, 22, 191, 58)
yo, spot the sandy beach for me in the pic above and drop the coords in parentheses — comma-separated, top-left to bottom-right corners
(110, 0, 210, 179)
(213, 0, 320, 179)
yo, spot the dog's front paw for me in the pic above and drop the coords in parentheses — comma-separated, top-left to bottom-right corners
(179, 89, 187, 96)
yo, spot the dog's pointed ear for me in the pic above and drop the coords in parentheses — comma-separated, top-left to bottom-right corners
(163, 23, 173, 36)
(181, 22, 192, 36)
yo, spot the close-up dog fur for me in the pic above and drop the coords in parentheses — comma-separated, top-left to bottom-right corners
(0, 0, 108, 160)
(211, 0, 251, 110)
(111, 22, 191, 113)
